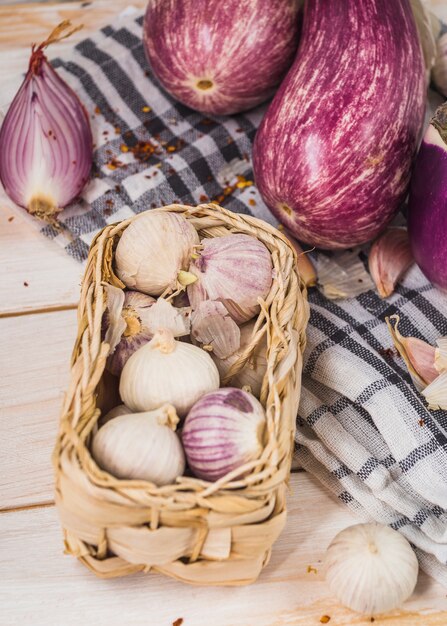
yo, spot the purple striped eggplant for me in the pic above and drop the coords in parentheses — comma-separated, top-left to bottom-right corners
(143, 0, 301, 116)
(408, 103, 447, 290)
(252, 0, 426, 249)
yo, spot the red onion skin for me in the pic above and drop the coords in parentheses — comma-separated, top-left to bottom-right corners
(0, 45, 92, 218)
(182, 387, 265, 482)
(252, 0, 425, 249)
(408, 120, 447, 291)
(143, 0, 301, 115)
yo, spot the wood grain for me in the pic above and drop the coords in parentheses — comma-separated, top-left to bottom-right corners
(0, 309, 77, 509)
(0, 207, 81, 316)
(0, 473, 446, 626)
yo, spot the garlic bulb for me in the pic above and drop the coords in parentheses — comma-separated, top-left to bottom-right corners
(187, 234, 273, 323)
(106, 292, 191, 376)
(100, 404, 131, 426)
(191, 300, 240, 359)
(120, 328, 220, 416)
(325, 523, 419, 615)
(433, 33, 447, 98)
(369, 228, 414, 298)
(115, 212, 199, 296)
(212, 320, 267, 398)
(182, 387, 266, 481)
(386, 315, 438, 391)
(91, 405, 185, 485)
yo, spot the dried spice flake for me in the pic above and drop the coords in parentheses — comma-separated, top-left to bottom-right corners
(8, 216, 14, 222)
(23, 281, 29, 287)
(199, 194, 208, 202)
(172, 619, 183, 626)
(248, 198, 256, 207)
(307, 565, 318, 574)
(320, 617, 331, 624)
(141, 105, 151, 113)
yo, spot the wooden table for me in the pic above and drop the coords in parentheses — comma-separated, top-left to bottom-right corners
(1, 2, 447, 624)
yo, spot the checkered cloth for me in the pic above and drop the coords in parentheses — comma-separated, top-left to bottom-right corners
(4, 9, 447, 585)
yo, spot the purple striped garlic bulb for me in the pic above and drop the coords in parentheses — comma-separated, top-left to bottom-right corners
(182, 387, 266, 482)
(187, 234, 273, 323)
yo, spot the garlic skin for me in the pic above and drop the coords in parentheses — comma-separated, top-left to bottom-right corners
(115, 212, 199, 296)
(422, 370, 447, 410)
(120, 328, 220, 417)
(182, 387, 266, 482)
(91, 405, 185, 485)
(435, 337, 447, 373)
(106, 290, 155, 376)
(212, 320, 267, 398)
(386, 315, 438, 391)
(187, 234, 273, 323)
(433, 32, 447, 98)
(315, 250, 374, 300)
(325, 523, 418, 615)
(368, 228, 414, 298)
(191, 300, 240, 359)
(105, 292, 191, 376)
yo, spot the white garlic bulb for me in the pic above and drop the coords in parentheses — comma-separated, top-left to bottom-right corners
(115, 211, 199, 296)
(325, 523, 418, 615)
(101, 404, 131, 424)
(120, 328, 220, 417)
(91, 405, 185, 485)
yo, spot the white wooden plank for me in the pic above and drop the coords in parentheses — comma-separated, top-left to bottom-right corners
(0, 309, 77, 509)
(0, 206, 82, 315)
(0, 473, 446, 626)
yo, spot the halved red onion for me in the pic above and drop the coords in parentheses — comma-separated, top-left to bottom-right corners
(182, 387, 266, 482)
(187, 234, 273, 323)
(0, 22, 92, 222)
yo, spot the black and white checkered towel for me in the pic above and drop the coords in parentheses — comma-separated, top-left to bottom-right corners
(3, 9, 446, 585)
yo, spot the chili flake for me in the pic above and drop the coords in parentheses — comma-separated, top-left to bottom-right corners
(120, 144, 129, 153)
(248, 199, 256, 207)
(307, 565, 318, 574)
(8, 216, 14, 222)
(199, 194, 208, 202)
(172, 619, 183, 626)
(94, 106, 101, 114)
(320, 616, 331, 624)
(141, 105, 151, 113)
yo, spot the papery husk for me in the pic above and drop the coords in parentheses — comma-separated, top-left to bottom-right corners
(103, 284, 126, 353)
(386, 315, 438, 391)
(316, 250, 373, 300)
(191, 300, 240, 359)
(422, 370, 447, 410)
(435, 337, 447, 373)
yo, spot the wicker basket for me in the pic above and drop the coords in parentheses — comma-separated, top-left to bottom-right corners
(53, 203, 309, 586)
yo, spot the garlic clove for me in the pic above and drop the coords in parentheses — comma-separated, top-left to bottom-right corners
(325, 523, 419, 616)
(191, 300, 240, 359)
(278, 225, 317, 287)
(435, 337, 447, 373)
(119, 327, 220, 417)
(187, 233, 273, 323)
(386, 315, 438, 390)
(422, 370, 447, 410)
(368, 228, 414, 298)
(91, 405, 185, 486)
(315, 250, 374, 300)
(115, 211, 199, 296)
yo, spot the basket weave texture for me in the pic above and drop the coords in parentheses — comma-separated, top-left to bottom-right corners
(53, 203, 309, 586)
